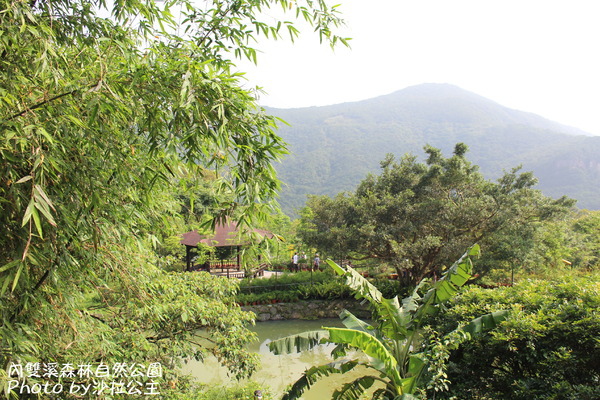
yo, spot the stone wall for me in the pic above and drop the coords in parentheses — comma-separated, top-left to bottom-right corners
(241, 299, 370, 322)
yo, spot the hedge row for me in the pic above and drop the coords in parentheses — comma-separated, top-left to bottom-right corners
(237, 270, 407, 304)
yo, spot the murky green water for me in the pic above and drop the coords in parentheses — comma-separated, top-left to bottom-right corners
(182, 319, 381, 399)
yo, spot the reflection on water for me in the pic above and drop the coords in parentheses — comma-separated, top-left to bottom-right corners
(182, 319, 381, 399)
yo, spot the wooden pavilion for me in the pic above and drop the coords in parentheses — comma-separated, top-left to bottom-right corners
(180, 220, 272, 277)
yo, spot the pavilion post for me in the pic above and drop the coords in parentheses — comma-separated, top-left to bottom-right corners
(185, 245, 191, 271)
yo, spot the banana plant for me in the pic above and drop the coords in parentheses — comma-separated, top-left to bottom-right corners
(269, 244, 509, 400)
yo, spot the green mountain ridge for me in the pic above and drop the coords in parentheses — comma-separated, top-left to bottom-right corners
(267, 83, 600, 215)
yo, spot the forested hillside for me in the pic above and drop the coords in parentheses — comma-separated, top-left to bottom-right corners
(269, 83, 600, 214)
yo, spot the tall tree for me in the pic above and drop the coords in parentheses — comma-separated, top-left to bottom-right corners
(0, 0, 348, 397)
(298, 144, 575, 284)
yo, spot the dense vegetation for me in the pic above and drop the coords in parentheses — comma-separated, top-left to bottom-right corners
(237, 270, 404, 305)
(430, 271, 600, 400)
(1, 0, 598, 399)
(0, 0, 347, 398)
(260, 250, 599, 400)
(265, 146, 599, 400)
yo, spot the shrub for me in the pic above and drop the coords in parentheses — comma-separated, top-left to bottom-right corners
(429, 272, 600, 400)
(239, 269, 419, 304)
(239, 270, 335, 293)
(296, 280, 353, 300)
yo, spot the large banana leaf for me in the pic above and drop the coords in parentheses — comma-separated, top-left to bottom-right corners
(328, 258, 383, 303)
(373, 393, 421, 400)
(339, 309, 378, 336)
(374, 393, 421, 400)
(372, 388, 397, 400)
(268, 330, 327, 355)
(333, 309, 373, 360)
(460, 309, 510, 337)
(378, 296, 409, 340)
(281, 360, 360, 400)
(433, 244, 480, 304)
(325, 327, 403, 387)
(411, 244, 480, 326)
(273, 245, 509, 400)
(332, 375, 379, 400)
(327, 259, 408, 341)
(399, 354, 427, 394)
(399, 280, 428, 323)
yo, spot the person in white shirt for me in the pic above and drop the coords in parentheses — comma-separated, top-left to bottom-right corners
(313, 254, 320, 271)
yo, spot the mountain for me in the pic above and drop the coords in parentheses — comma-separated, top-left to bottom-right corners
(267, 83, 600, 215)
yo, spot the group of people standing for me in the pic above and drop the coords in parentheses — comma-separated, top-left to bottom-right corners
(291, 252, 320, 272)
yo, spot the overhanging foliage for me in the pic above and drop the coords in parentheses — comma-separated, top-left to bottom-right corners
(0, 0, 348, 398)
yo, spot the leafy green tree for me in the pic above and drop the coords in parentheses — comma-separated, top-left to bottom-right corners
(0, 0, 347, 397)
(570, 210, 600, 269)
(298, 144, 575, 284)
(269, 245, 509, 400)
(528, 210, 600, 272)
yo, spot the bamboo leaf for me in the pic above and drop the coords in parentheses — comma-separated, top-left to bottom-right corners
(1, 274, 11, 296)
(36, 126, 55, 143)
(0, 260, 20, 273)
(11, 262, 24, 292)
(31, 207, 43, 237)
(33, 198, 57, 227)
(33, 185, 56, 211)
(21, 199, 35, 227)
(15, 175, 33, 184)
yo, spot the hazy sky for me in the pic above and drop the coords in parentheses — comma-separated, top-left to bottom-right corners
(238, 0, 600, 135)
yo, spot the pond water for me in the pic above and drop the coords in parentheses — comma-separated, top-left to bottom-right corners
(182, 318, 381, 399)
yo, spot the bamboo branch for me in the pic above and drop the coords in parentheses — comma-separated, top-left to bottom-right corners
(5, 89, 79, 122)
(4, 80, 102, 123)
